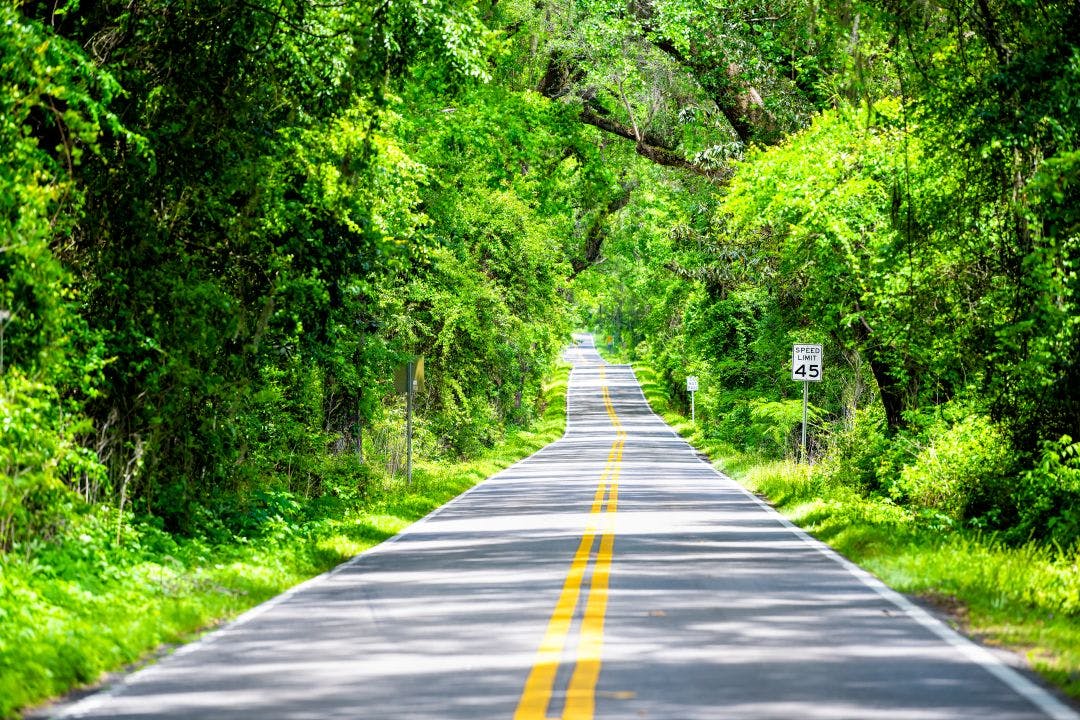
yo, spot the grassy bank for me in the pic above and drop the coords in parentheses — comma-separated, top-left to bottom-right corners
(625, 360, 1080, 702)
(1, 366, 570, 719)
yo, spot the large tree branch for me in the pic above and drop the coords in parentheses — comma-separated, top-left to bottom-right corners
(584, 100, 676, 152)
(571, 180, 637, 277)
(536, 51, 742, 179)
(579, 105, 733, 181)
(643, 24, 774, 143)
(539, 54, 702, 166)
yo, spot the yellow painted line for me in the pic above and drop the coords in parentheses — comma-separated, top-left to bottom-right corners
(601, 384, 622, 432)
(564, 476, 618, 719)
(513, 530, 598, 720)
(514, 474, 611, 720)
(514, 368, 624, 720)
(514, 461, 617, 719)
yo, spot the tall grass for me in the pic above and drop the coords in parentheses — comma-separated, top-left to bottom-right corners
(0, 367, 569, 719)
(622, 355, 1080, 702)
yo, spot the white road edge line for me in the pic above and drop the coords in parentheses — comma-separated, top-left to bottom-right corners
(57, 364, 584, 719)
(686, 446, 1079, 720)
(620, 361, 1077, 720)
(596, 353, 1078, 720)
(624, 364, 695, 441)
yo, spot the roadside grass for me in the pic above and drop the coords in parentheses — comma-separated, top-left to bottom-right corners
(2, 366, 569, 720)
(623, 357, 1080, 702)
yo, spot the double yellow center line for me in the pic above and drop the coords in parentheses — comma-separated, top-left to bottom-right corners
(515, 368, 624, 720)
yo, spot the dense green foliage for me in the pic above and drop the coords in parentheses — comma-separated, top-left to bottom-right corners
(624, 357, 1080, 699)
(577, 0, 1080, 547)
(0, 367, 568, 718)
(2, 0, 1078, 711)
(0, 0, 600, 549)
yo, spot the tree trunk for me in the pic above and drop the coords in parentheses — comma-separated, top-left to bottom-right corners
(864, 348, 906, 431)
(849, 312, 906, 431)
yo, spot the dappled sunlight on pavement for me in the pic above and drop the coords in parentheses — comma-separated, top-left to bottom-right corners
(55, 334, 1072, 720)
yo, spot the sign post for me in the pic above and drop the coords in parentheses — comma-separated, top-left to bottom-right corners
(686, 375, 699, 423)
(406, 362, 414, 485)
(791, 344, 822, 463)
(394, 357, 425, 484)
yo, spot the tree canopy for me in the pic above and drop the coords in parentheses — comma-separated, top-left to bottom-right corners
(1, 0, 1078, 550)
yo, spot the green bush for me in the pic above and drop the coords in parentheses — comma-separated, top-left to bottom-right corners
(0, 373, 104, 551)
(1011, 436, 1080, 549)
(748, 398, 821, 458)
(887, 412, 1013, 522)
(819, 405, 890, 492)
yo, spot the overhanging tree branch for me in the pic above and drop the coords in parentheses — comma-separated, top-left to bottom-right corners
(571, 179, 637, 277)
(579, 105, 733, 181)
(536, 52, 738, 180)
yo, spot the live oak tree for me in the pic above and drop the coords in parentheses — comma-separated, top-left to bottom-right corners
(2, 0, 1077, 550)
(1, 0, 584, 537)
(570, 0, 1079, 537)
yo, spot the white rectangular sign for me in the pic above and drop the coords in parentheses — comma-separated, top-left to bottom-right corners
(792, 344, 823, 382)
(686, 376, 699, 392)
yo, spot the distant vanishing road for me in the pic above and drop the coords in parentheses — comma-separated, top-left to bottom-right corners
(55, 335, 1077, 720)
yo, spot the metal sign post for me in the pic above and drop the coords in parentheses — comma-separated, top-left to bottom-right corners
(394, 357, 425, 485)
(405, 361, 414, 485)
(686, 375, 699, 423)
(801, 379, 809, 462)
(791, 344, 822, 463)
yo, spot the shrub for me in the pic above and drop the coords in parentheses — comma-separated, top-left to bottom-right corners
(887, 412, 1013, 522)
(0, 372, 104, 551)
(819, 405, 890, 492)
(748, 397, 823, 459)
(1011, 436, 1080, 549)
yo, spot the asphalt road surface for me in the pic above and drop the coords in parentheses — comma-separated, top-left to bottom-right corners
(55, 335, 1077, 719)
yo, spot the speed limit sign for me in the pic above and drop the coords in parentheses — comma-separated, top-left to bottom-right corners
(792, 344, 823, 382)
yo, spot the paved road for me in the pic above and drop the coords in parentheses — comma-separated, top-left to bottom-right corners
(57, 335, 1076, 719)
